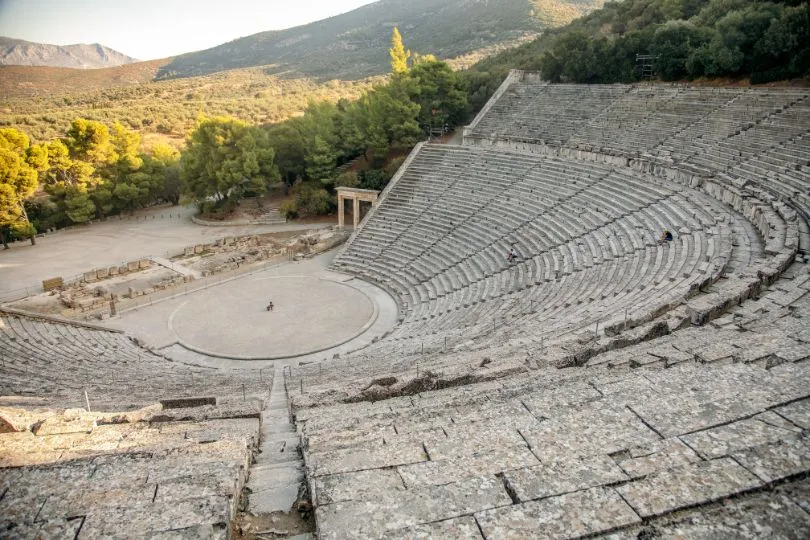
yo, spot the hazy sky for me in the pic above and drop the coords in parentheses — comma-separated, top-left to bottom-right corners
(0, 0, 378, 60)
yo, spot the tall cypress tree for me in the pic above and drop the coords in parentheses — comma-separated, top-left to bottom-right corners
(389, 27, 411, 74)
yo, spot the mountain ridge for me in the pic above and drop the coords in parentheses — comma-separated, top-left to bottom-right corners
(0, 36, 137, 69)
(156, 0, 603, 80)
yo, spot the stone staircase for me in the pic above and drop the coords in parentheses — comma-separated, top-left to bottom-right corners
(244, 365, 312, 538)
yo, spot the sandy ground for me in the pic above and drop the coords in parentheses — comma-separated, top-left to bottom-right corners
(102, 251, 399, 365)
(0, 204, 335, 300)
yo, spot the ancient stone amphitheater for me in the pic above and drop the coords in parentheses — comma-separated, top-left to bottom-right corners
(2, 71, 810, 538)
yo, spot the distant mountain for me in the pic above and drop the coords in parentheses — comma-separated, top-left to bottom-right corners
(0, 37, 136, 69)
(157, 0, 603, 80)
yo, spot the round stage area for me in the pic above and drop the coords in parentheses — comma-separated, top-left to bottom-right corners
(168, 274, 377, 359)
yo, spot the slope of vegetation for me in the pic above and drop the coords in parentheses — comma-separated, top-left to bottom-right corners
(470, 0, 809, 88)
(0, 67, 378, 144)
(157, 0, 603, 81)
(0, 60, 167, 99)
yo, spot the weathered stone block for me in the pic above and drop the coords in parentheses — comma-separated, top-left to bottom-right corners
(310, 441, 427, 477)
(612, 438, 701, 478)
(315, 475, 510, 539)
(96, 268, 109, 280)
(733, 437, 810, 483)
(476, 487, 641, 538)
(398, 444, 539, 487)
(680, 414, 800, 459)
(503, 454, 628, 502)
(314, 468, 405, 506)
(615, 457, 761, 517)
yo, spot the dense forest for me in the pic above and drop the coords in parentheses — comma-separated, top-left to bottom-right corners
(3, 0, 809, 245)
(470, 0, 809, 86)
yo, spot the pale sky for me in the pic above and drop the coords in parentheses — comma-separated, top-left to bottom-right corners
(0, 0, 379, 60)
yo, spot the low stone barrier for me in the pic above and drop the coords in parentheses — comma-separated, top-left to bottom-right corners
(191, 214, 287, 227)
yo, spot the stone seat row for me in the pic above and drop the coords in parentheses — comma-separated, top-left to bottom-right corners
(322, 173, 788, 396)
(289, 315, 810, 537)
(290, 258, 808, 441)
(335, 145, 755, 341)
(468, 80, 807, 159)
(337, 146, 705, 272)
(0, 403, 260, 538)
(0, 313, 267, 410)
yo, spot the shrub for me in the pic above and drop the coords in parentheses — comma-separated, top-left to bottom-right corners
(295, 183, 333, 217)
(359, 169, 387, 191)
(384, 157, 406, 179)
(335, 171, 359, 188)
(279, 199, 298, 219)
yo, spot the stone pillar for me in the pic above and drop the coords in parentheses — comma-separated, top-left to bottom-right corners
(338, 193, 345, 228)
(353, 197, 360, 229)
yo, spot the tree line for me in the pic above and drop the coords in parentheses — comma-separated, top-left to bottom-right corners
(1, 29, 469, 243)
(184, 29, 467, 219)
(0, 119, 181, 247)
(468, 0, 809, 86)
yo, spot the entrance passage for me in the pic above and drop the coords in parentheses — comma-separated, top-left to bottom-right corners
(337, 187, 380, 229)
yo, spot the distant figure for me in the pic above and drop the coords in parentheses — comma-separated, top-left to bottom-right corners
(507, 247, 519, 263)
(658, 229, 673, 245)
(266, 301, 274, 312)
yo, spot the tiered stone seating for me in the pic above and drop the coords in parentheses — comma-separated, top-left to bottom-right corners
(294, 76, 810, 536)
(0, 401, 260, 538)
(332, 143, 778, 368)
(0, 311, 267, 411)
(466, 75, 808, 162)
(465, 72, 809, 257)
(292, 310, 810, 537)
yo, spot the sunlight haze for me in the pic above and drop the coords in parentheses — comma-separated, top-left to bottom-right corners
(0, 0, 379, 60)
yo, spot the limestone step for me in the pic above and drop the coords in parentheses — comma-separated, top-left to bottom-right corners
(248, 484, 301, 514)
(255, 436, 301, 460)
(263, 410, 290, 422)
(262, 423, 296, 436)
(254, 448, 301, 467)
(263, 432, 300, 446)
(248, 462, 304, 489)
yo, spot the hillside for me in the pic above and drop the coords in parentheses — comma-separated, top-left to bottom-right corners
(470, 0, 810, 85)
(0, 36, 136, 68)
(0, 60, 168, 99)
(0, 66, 378, 144)
(157, 0, 604, 80)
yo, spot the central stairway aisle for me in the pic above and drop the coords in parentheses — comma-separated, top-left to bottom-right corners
(243, 364, 313, 538)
